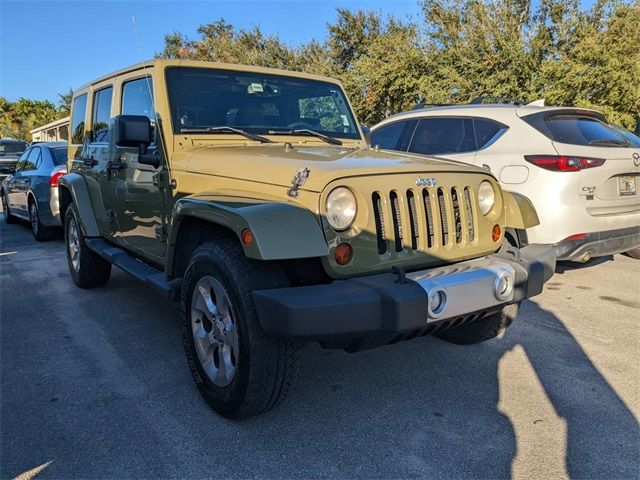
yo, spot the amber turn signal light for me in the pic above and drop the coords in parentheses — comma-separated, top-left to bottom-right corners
(334, 243, 353, 266)
(241, 229, 254, 246)
(491, 224, 502, 242)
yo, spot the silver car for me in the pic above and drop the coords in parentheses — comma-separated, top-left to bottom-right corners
(1, 141, 68, 241)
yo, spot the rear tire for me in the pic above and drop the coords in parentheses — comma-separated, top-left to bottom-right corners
(181, 239, 300, 419)
(1, 191, 17, 224)
(29, 199, 54, 241)
(435, 303, 520, 345)
(625, 247, 640, 260)
(64, 206, 111, 288)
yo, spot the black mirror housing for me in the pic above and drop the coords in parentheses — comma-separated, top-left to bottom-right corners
(361, 125, 371, 146)
(112, 115, 153, 148)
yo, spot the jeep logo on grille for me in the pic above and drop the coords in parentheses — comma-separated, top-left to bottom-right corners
(416, 177, 437, 187)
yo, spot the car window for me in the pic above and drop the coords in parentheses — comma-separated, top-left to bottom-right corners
(122, 77, 155, 141)
(409, 118, 475, 155)
(372, 120, 417, 150)
(92, 86, 113, 143)
(17, 147, 40, 171)
(0, 140, 28, 155)
(71, 94, 88, 144)
(50, 147, 68, 166)
(474, 118, 507, 149)
(544, 115, 629, 147)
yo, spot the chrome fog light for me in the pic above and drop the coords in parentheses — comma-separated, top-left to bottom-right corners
(428, 289, 447, 318)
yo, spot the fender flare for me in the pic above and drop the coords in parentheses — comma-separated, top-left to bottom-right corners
(167, 195, 330, 276)
(58, 173, 101, 237)
(503, 191, 539, 230)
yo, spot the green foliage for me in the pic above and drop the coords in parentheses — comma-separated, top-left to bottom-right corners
(150, 1, 638, 128)
(0, 97, 66, 140)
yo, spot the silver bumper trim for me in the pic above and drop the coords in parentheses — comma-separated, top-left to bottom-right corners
(407, 259, 516, 322)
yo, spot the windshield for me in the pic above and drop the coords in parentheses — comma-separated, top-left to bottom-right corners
(166, 67, 360, 140)
(0, 140, 28, 154)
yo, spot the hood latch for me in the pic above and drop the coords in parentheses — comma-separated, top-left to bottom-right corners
(287, 167, 310, 198)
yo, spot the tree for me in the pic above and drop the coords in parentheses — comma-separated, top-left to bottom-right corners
(0, 97, 62, 140)
(57, 87, 74, 115)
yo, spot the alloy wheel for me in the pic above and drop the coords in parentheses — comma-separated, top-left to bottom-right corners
(67, 216, 80, 272)
(190, 275, 239, 387)
(30, 203, 39, 236)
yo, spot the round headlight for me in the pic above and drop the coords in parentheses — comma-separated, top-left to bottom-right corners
(326, 187, 357, 231)
(478, 181, 496, 215)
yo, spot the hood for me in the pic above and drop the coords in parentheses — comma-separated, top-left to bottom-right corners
(185, 144, 489, 192)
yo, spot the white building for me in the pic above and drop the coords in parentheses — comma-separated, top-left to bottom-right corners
(30, 116, 70, 142)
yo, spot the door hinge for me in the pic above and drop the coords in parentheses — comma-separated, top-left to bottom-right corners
(155, 224, 168, 242)
(152, 169, 176, 190)
(107, 209, 115, 225)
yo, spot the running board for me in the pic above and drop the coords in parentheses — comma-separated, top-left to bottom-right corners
(84, 238, 182, 300)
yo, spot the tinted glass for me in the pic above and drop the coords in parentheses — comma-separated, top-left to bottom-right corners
(71, 94, 87, 144)
(166, 67, 360, 139)
(474, 118, 506, 149)
(545, 116, 629, 147)
(609, 124, 640, 147)
(50, 147, 68, 166)
(92, 87, 113, 142)
(409, 118, 475, 155)
(0, 140, 28, 154)
(122, 77, 154, 117)
(372, 121, 406, 150)
(18, 147, 40, 171)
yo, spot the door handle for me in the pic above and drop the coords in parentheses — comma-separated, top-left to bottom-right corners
(107, 160, 127, 171)
(82, 156, 97, 167)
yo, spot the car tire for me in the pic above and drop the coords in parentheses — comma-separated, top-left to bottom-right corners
(625, 247, 640, 260)
(435, 303, 520, 345)
(181, 238, 300, 419)
(29, 198, 54, 241)
(65, 206, 111, 288)
(1, 191, 17, 224)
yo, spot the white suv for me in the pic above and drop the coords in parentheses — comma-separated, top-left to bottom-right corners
(371, 103, 640, 262)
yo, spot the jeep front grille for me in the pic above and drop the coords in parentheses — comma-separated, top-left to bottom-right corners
(372, 187, 477, 255)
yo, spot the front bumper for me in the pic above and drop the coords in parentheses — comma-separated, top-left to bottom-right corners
(254, 244, 556, 343)
(552, 227, 640, 261)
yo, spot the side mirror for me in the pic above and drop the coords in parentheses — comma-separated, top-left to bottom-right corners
(112, 115, 159, 168)
(361, 125, 371, 146)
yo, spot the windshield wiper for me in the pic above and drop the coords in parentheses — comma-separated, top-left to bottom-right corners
(588, 138, 629, 147)
(268, 129, 342, 146)
(181, 126, 272, 143)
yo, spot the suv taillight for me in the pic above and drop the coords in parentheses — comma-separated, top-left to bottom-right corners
(524, 155, 605, 172)
(49, 169, 67, 187)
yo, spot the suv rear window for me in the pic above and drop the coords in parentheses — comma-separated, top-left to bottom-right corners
(0, 140, 28, 154)
(529, 114, 631, 147)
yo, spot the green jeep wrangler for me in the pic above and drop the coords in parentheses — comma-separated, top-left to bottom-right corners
(59, 59, 555, 418)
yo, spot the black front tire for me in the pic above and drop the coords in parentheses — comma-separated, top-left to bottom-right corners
(1, 191, 17, 224)
(625, 247, 640, 260)
(181, 239, 300, 419)
(29, 199, 54, 241)
(64, 206, 111, 288)
(435, 303, 520, 345)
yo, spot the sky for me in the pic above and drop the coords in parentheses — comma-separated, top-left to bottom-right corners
(0, 0, 422, 104)
(1, 0, 597, 105)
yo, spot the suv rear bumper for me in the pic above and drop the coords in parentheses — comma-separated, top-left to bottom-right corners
(254, 245, 556, 342)
(552, 226, 640, 261)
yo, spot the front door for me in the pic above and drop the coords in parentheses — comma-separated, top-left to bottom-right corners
(110, 75, 167, 257)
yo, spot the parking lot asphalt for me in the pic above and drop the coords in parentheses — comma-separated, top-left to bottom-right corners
(1, 216, 638, 480)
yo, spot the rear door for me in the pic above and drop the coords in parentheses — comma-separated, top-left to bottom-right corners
(15, 147, 42, 212)
(543, 114, 640, 216)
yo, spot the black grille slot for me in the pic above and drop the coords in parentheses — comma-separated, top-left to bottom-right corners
(407, 190, 419, 250)
(422, 189, 435, 248)
(390, 191, 403, 252)
(451, 188, 463, 244)
(464, 187, 475, 241)
(372, 193, 387, 254)
(437, 188, 449, 245)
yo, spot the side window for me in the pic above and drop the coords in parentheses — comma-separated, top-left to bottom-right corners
(122, 77, 155, 141)
(409, 118, 475, 155)
(15, 148, 32, 171)
(474, 118, 507, 150)
(92, 86, 113, 143)
(19, 147, 40, 171)
(372, 120, 418, 151)
(71, 94, 88, 144)
(372, 122, 406, 150)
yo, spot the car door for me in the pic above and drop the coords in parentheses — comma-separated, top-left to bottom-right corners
(407, 117, 477, 165)
(110, 74, 167, 257)
(6, 148, 31, 215)
(76, 85, 116, 237)
(14, 147, 41, 213)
